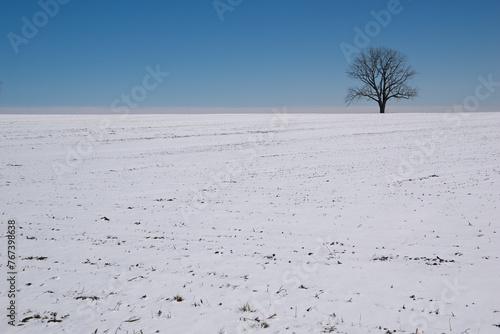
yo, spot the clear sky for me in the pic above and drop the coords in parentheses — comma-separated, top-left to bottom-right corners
(0, 0, 499, 111)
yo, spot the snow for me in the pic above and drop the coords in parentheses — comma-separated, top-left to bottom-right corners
(0, 112, 499, 334)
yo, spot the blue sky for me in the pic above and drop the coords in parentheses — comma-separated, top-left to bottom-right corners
(0, 0, 499, 111)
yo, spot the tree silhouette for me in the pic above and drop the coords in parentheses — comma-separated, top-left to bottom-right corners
(345, 47, 418, 113)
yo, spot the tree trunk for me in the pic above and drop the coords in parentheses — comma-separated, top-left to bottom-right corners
(379, 101, 386, 113)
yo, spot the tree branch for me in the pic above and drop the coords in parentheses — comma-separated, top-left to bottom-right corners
(345, 47, 418, 111)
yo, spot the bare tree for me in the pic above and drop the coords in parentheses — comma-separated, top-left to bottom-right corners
(345, 47, 418, 113)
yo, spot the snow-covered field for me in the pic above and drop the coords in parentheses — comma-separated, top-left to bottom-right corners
(1, 112, 499, 334)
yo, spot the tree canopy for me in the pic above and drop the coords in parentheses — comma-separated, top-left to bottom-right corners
(345, 47, 418, 113)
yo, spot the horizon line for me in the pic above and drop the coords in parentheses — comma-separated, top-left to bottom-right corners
(0, 106, 498, 114)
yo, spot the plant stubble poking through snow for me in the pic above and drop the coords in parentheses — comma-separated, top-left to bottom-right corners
(180, 107, 291, 224)
(1, 113, 499, 333)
